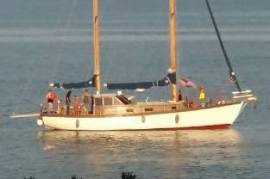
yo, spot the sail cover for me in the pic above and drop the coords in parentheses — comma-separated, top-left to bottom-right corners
(105, 73, 176, 90)
(50, 75, 97, 89)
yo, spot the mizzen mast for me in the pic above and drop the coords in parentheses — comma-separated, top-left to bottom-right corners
(93, 0, 101, 94)
(169, 0, 178, 102)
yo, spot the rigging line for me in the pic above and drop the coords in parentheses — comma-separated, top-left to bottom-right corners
(205, 0, 242, 92)
(82, 24, 91, 83)
(13, 65, 46, 114)
(50, 0, 79, 82)
(13, 26, 42, 114)
(13, 0, 78, 114)
(40, 0, 79, 110)
(13, 78, 33, 114)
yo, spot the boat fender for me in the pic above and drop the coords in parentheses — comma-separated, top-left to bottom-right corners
(37, 119, 44, 126)
(141, 115, 146, 123)
(76, 119, 80, 128)
(175, 114, 179, 124)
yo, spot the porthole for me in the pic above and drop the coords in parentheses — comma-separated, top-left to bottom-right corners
(142, 115, 146, 123)
(175, 114, 179, 124)
(76, 119, 80, 128)
(144, 108, 153, 112)
(126, 109, 134, 112)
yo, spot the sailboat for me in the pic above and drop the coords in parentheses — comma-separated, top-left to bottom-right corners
(16, 0, 257, 130)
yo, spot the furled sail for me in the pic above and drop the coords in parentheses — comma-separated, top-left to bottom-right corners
(50, 75, 97, 89)
(105, 72, 176, 90)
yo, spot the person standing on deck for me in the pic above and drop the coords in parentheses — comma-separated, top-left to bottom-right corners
(65, 90, 72, 115)
(74, 95, 80, 115)
(178, 89, 182, 101)
(198, 86, 206, 106)
(81, 89, 90, 114)
(57, 99, 63, 114)
(46, 89, 57, 113)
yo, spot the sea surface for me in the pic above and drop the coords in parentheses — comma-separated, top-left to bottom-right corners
(0, 0, 270, 178)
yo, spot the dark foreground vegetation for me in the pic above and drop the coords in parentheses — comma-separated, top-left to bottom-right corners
(24, 172, 138, 179)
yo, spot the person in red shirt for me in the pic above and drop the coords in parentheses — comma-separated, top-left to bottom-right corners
(46, 89, 58, 113)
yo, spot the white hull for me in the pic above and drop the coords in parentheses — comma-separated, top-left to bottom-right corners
(41, 102, 246, 131)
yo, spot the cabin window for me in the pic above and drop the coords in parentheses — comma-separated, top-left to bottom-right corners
(95, 98, 102, 106)
(144, 108, 153, 112)
(104, 97, 113, 106)
(116, 95, 131, 105)
(126, 109, 134, 112)
(114, 97, 124, 105)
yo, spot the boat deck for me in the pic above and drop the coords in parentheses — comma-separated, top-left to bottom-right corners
(41, 98, 242, 118)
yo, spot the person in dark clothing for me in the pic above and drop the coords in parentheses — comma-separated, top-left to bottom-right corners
(66, 90, 72, 115)
(178, 89, 182, 101)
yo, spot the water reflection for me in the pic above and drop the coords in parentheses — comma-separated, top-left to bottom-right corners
(37, 129, 243, 178)
(38, 128, 241, 148)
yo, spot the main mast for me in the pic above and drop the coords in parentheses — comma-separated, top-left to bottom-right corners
(93, 0, 101, 94)
(169, 0, 177, 101)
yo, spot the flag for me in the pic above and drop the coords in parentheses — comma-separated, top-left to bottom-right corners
(179, 78, 197, 88)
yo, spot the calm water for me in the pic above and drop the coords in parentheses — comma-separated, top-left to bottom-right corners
(1, 0, 270, 178)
